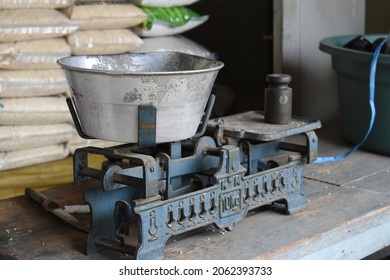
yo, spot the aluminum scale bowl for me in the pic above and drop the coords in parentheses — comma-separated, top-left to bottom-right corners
(57, 52, 224, 143)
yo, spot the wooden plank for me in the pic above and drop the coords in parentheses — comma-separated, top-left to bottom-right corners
(256, 206, 390, 260)
(345, 169, 390, 195)
(164, 180, 390, 259)
(0, 180, 135, 260)
(1, 121, 390, 260)
(1, 158, 390, 260)
(0, 156, 74, 200)
(304, 121, 390, 186)
(0, 154, 106, 200)
(0, 177, 389, 260)
(304, 151, 390, 186)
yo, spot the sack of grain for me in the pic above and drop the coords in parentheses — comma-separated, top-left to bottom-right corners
(0, 96, 72, 125)
(0, 38, 71, 70)
(0, 123, 75, 152)
(67, 29, 143, 55)
(0, 69, 69, 97)
(0, 9, 78, 42)
(0, 0, 75, 9)
(66, 133, 121, 154)
(65, 3, 147, 30)
(0, 144, 69, 171)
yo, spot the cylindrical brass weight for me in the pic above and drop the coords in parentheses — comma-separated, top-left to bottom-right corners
(264, 74, 292, 124)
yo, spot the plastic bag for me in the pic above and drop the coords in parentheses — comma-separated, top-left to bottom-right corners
(67, 29, 143, 55)
(133, 17, 207, 37)
(0, 38, 71, 70)
(133, 6, 208, 37)
(132, 35, 215, 59)
(0, 9, 78, 42)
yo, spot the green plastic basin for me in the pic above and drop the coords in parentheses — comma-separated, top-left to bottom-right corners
(320, 34, 390, 155)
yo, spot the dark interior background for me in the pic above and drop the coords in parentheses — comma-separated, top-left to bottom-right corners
(185, 0, 274, 116)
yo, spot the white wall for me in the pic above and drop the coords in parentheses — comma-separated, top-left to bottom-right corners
(274, 0, 365, 121)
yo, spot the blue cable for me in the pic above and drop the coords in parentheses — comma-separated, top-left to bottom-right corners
(314, 37, 389, 164)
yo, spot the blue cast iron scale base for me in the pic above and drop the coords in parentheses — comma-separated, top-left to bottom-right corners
(72, 110, 321, 260)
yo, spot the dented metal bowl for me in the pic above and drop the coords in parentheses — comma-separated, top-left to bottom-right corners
(57, 52, 224, 143)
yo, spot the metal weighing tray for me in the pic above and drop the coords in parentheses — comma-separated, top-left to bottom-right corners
(213, 111, 322, 141)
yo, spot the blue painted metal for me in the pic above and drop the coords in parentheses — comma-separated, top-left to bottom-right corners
(138, 105, 157, 148)
(133, 160, 305, 259)
(71, 111, 321, 260)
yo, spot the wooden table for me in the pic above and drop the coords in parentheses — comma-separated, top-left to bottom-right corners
(1, 122, 390, 260)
